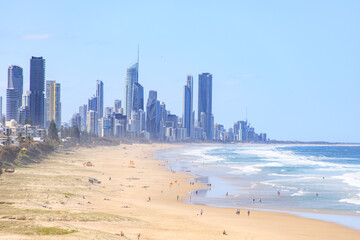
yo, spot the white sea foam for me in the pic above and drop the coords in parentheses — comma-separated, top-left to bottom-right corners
(291, 189, 312, 197)
(233, 145, 358, 172)
(260, 180, 297, 190)
(333, 172, 360, 188)
(228, 165, 261, 175)
(181, 147, 225, 163)
(339, 198, 360, 206)
(269, 173, 304, 177)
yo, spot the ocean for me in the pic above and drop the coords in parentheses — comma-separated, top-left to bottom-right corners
(156, 144, 360, 229)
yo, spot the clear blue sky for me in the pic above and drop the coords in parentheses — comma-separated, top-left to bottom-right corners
(0, 0, 359, 142)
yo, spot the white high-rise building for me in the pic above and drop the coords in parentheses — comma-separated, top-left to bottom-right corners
(87, 110, 98, 136)
(22, 91, 30, 108)
(79, 104, 87, 131)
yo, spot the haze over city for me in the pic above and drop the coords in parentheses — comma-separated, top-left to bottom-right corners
(0, 0, 359, 142)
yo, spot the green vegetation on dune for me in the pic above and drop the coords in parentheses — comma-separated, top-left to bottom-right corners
(33, 226, 77, 235)
(0, 205, 138, 223)
(0, 221, 77, 235)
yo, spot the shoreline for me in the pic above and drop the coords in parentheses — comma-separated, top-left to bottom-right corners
(156, 143, 360, 230)
(0, 143, 359, 239)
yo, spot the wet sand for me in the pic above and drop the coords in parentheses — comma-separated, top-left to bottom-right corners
(0, 143, 359, 239)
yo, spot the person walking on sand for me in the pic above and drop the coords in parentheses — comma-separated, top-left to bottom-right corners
(200, 209, 203, 215)
(137, 233, 141, 239)
(248, 210, 250, 216)
(236, 209, 240, 215)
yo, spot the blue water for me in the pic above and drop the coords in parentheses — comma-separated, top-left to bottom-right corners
(156, 144, 360, 230)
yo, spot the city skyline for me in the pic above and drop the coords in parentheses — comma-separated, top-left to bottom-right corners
(0, 1, 359, 142)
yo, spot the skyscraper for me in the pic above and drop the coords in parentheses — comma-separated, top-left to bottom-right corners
(198, 73, 213, 140)
(183, 74, 193, 138)
(45, 81, 61, 128)
(124, 62, 138, 118)
(133, 82, 144, 112)
(96, 80, 104, 118)
(71, 113, 81, 128)
(18, 106, 29, 125)
(22, 91, 30, 108)
(6, 88, 19, 122)
(146, 90, 158, 139)
(88, 96, 98, 112)
(87, 110, 98, 136)
(29, 56, 45, 126)
(114, 100, 121, 113)
(0, 96, 2, 121)
(8, 65, 23, 106)
(79, 104, 87, 131)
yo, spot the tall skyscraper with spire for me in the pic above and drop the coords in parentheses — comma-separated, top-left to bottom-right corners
(183, 74, 194, 138)
(124, 49, 142, 119)
(124, 62, 138, 118)
(198, 73, 213, 140)
(29, 56, 45, 126)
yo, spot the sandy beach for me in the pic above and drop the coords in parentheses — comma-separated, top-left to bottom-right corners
(0, 143, 359, 240)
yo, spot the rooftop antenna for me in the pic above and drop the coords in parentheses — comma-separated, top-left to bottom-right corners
(246, 107, 248, 124)
(137, 44, 139, 66)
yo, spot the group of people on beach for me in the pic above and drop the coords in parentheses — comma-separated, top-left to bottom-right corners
(235, 209, 250, 216)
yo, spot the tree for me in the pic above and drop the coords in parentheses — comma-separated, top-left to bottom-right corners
(16, 133, 24, 144)
(60, 126, 70, 138)
(48, 120, 59, 141)
(70, 125, 80, 142)
(25, 119, 33, 126)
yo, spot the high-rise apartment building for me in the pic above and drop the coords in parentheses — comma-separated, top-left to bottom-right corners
(29, 56, 45, 126)
(8, 65, 23, 106)
(87, 110, 98, 136)
(114, 100, 121, 113)
(133, 82, 144, 112)
(88, 96, 98, 112)
(104, 107, 113, 117)
(0, 96, 2, 121)
(71, 113, 81, 128)
(198, 73, 213, 140)
(183, 74, 193, 138)
(45, 81, 61, 128)
(146, 90, 159, 139)
(139, 109, 146, 132)
(124, 62, 138, 117)
(18, 106, 29, 125)
(22, 91, 30, 108)
(6, 88, 19, 122)
(96, 80, 104, 118)
(79, 104, 87, 131)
